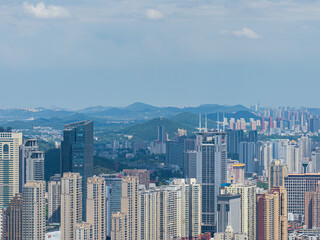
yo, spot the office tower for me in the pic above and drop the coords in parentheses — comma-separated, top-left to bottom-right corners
(157, 125, 166, 143)
(48, 174, 61, 224)
(195, 131, 227, 233)
(26, 151, 45, 182)
(214, 225, 248, 240)
(75, 222, 93, 240)
(248, 130, 257, 143)
(309, 117, 320, 133)
(284, 173, 320, 215)
(0, 132, 22, 208)
(123, 169, 150, 189)
(217, 194, 241, 233)
(220, 184, 256, 240)
(226, 130, 244, 159)
(305, 185, 320, 229)
(184, 138, 196, 151)
(287, 140, 301, 173)
(256, 187, 288, 240)
(166, 137, 185, 169)
(231, 163, 245, 184)
(5, 193, 23, 240)
(184, 150, 197, 178)
(22, 181, 46, 240)
(86, 176, 106, 240)
(311, 149, 320, 173)
(61, 120, 93, 219)
(239, 141, 256, 172)
(269, 160, 288, 190)
(61, 172, 82, 240)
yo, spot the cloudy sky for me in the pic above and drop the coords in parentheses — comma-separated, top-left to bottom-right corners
(1, 0, 320, 109)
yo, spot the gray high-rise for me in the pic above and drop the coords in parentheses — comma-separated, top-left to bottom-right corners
(195, 131, 227, 234)
(60, 120, 93, 219)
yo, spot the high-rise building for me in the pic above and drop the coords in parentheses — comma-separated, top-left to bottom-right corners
(217, 194, 241, 233)
(239, 142, 256, 172)
(269, 160, 288, 190)
(111, 212, 125, 240)
(305, 184, 320, 229)
(184, 150, 197, 178)
(86, 176, 106, 240)
(22, 181, 46, 240)
(256, 187, 288, 240)
(100, 174, 122, 238)
(26, 151, 44, 182)
(166, 137, 185, 169)
(60, 121, 93, 219)
(284, 173, 320, 215)
(220, 184, 256, 240)
(231, 163, 245, 184)
(0, 132, 22, 208)
(157, 125, 166, 143)
(226, 130, 244, 159)
(75, 222, 93, 240)
(5, 193, 23, 240)
(61, 172, 82, 240)
(195, 131, 227, 233)
(123, 169, 150, 189)
(256, 141, 273, 176)
(19, 139, 40, 192)
(48, 174, 61, 224)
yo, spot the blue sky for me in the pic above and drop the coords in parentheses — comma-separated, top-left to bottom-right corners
(1, 0, 320, 109)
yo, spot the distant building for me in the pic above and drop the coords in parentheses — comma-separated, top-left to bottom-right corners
(26, 151, 45, 182)
(48, 174, 61, 224)
(239, 142, 256, 172)
(269, 160, 288, 190)
(231, 163, 245, 184)
(22, 181, 46, 240)
(184, 150, 197, 179)
(123, 169, 150, 189)
(61, 172, 82, 240)
(6, 193, 23, 240)
(0, 132, 22, 208)
(214, 225, 248, 240)
(157, 125, 166, 143)
(217, 194, 241, 233)
(166, 138, 185, 169)
(305, 184, 320, 229)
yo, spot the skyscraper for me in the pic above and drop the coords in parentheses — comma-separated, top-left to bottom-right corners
(305, 184, 320, 229)
(61, 172, 82, 240)
(239, 142, 256, 173)
(48, 174, 61, 224)
(5, 193, 23, 240)
(195, 131, 227, 233)
(60, 120, 93, 219)
(22, 181, 46, 240)
(0, 132, 22, 208)
(25, 151, 45, 182)
(86, 176, 106, 240)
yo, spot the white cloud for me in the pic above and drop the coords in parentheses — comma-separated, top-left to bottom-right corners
(221, 28, 261, 39)
(23, 2, 69, 19)
(145, 9, 164, 20)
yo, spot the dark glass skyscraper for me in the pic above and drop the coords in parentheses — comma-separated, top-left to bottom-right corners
(60, 120, 93, 219)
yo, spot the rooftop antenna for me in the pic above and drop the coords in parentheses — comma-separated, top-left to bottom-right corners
(217, 112, 220, 132)
(223, 112, 225, 132)
(199, 113, 202, 132)
(205, 113, 208, 132)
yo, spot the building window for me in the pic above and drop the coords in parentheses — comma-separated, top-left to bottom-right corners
(3, 144, 9, 154)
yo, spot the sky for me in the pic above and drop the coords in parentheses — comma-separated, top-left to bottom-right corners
(1, 0, 320, 109)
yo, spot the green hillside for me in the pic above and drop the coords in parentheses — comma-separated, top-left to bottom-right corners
(121, 117, 195, 141)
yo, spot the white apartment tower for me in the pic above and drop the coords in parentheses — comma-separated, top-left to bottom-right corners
(86, 176, 106, 240)
(22, 181, 46, 240)
(61, 172, 82, 240)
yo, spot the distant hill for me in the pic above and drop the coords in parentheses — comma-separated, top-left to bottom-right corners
(121, 117, 196, 141)
(171, 112, 216, 129)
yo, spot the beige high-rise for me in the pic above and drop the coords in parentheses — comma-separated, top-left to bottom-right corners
(269, 160, 288, 190)
(0, 132, 22, 208)
(86, 176, 106, 240)
(61, 172, 82, 240)
(75, 222, 93, 240)
(22, 181, 46, 240)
